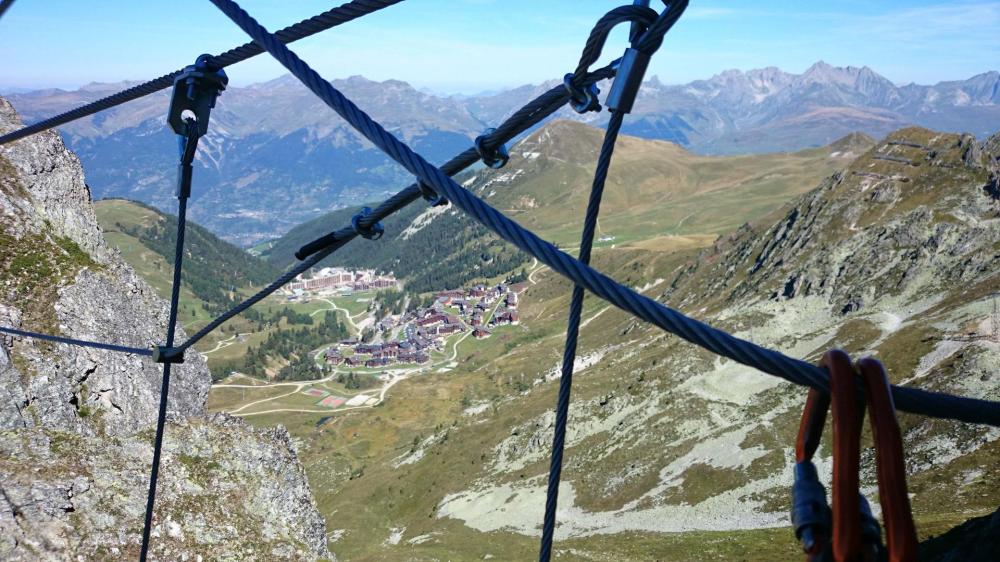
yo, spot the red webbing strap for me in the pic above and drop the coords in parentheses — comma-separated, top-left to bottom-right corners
(857, 358, 918, 562)
(825, 349, 865, 562)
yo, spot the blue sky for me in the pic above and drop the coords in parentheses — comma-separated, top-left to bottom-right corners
(1, 1, 998, 93)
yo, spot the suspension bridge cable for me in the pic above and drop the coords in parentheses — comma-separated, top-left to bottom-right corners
(208, 0, 1000, 427)
(174, 63, 619, 355)
(0, 0, 404, 147)
(0, 0, 16, 20)
(541, 5, 683, 557)
(0, 326, 153, 356)
(540, 109, 627, 562)
(139, 123, 201, 562)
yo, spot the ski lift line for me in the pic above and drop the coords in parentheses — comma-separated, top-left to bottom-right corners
(0, 0, 404, 147)
(209, 0, 1000, 428)
(0, 326, 153, 356)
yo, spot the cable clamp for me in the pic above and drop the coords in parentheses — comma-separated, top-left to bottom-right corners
(606, 47, 651, 114)
(168, 54, 229, 138)
(474, 128, 510, 169)
(152, 346, 185, 364)
(418, 181, 448, 207)
(563, 74, 601, 114)
(351, 207, 384, 240)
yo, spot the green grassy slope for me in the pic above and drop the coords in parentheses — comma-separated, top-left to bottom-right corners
(261, 121, 869, 294)
(96, 199, 280, 305)
(478, 120, 874, 247)
(261, 199, 529, 295)
(217, 127, 1000, 560)
(95, 199, 285, 355)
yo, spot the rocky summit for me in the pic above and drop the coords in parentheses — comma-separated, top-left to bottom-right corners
(0, 97, 330, 561)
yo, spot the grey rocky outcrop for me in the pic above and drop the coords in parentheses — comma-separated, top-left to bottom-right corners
(0, 97, 331, 560)
(0, 96, 208, 436)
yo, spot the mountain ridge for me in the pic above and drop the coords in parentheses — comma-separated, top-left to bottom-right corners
(6, 62, 998, 244)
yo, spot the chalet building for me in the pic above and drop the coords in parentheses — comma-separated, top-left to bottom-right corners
(344, 357, 362, 367)
(365, 357, 391, 368)
(397, 352, 425, 364)
(324, 348, 344, 365)
(493, 310, 521, 326)
(417, 314, 447, 327)
(471, 314, 483, 326)
(470, 285, 487, 298)
(436, 290, 464, 304)
(437, 324, 461, 335)
(473, 327, 491, 339)
(505, 292, 518, 307)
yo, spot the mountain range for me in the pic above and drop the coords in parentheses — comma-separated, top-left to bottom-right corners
(7, 62, 999, 245)
(260, 119, 872, 277)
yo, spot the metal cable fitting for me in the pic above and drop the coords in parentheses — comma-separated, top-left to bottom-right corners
(418, 181, 448, 206)
(563, 73, 601, 114)
(474, 128, 510, 169)
(351, 206, 385, 240)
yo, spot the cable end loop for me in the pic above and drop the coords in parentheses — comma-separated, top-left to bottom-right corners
(351, 207, 385, 240)
(152, 346, 185, 364)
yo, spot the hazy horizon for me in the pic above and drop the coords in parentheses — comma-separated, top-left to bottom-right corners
(1, 1, 998, 94)
(4, 60, 999, 99)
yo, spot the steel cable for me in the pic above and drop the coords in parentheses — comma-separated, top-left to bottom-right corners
(0, 0, 404, 146)
(209, 0, 1000, 427)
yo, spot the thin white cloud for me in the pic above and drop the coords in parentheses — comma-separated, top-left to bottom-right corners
(842, 1, 1000, 44)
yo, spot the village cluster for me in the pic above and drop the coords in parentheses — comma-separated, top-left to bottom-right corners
(323, 281, 527, 369)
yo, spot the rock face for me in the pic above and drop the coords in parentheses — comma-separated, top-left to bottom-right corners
(0, 96, 209, 436)
(0, 415, 329, 561)
(0, 98, 331, 560)
(671, 128, 1000, 317)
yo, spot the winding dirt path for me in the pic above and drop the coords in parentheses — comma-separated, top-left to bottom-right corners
(219, 329, 473, 417)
